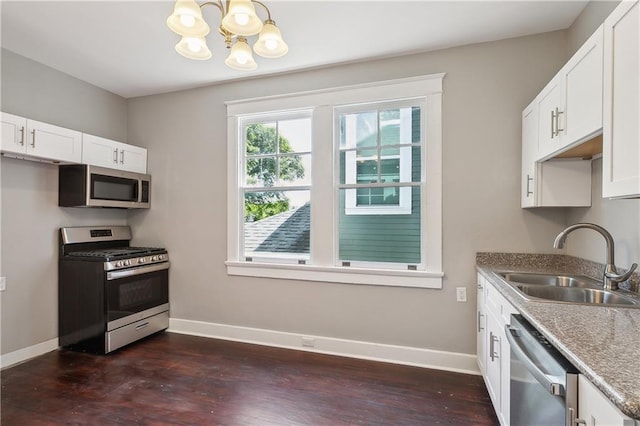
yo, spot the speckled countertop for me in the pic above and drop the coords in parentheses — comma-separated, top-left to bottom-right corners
(476, 253, 640, 421)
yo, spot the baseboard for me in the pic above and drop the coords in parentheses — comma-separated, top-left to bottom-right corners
(169, 318, 480, 375)
(1, 338, 59, 369)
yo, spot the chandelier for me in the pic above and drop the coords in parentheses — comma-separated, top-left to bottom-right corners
(167, 0, 288, 71)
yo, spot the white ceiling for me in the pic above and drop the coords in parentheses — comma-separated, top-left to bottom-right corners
(1, 1, 589, 99)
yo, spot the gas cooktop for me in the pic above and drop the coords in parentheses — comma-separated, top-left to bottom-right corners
(66, 246, 166, 261)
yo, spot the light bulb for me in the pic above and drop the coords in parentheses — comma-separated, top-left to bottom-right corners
(237, 54, 248, 65)
(180, 14, 196, 27)
(187, 39, 202, 52)
(265, 39, 278, 50)
(234, 13, 249, 26)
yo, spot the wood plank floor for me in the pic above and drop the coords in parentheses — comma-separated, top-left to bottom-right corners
(1, 332, 498, 425)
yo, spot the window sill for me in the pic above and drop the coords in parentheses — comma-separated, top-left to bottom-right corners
(225, 261, 443, 289)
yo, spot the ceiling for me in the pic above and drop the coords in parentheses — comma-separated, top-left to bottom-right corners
(1, 1, 589, 99)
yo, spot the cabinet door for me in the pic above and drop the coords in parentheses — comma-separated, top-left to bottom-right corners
(521, 103, 538, 208)
(562, 26, 604, 146)
(116, 142, 147, 174)
(477, 274, 487, 375)
(485, 311, 502, 417)
(82, 133, 120, 169)
(536, 77, 563, 159)
(602, 0, 639, 198)
(578, 375, 634, 426)
(26, 119, 82, 163)
(1, 112, 27, 155)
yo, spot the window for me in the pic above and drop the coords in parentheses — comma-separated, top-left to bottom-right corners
(227, 75, 444, 288)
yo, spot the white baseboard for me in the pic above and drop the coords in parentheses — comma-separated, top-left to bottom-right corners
(169, 318, 480, 375)
(1, 338, 59, 369)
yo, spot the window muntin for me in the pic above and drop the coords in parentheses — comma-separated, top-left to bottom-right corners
(241, 113, 312, 263)
(339, 103, 419, 215)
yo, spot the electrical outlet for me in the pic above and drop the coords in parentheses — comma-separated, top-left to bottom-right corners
(301, 336, 315, 348)
(456, 287, 467, 302)
(0, 277, 6, 291)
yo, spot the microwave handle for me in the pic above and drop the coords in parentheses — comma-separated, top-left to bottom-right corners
(107, 262, 169, 281)
(504, 324, 565, 396)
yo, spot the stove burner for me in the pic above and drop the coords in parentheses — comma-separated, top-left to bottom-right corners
(67, 247, 165, 259)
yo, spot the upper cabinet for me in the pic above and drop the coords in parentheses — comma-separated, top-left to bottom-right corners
(82, 134, 147, 174)
(537, 26, 604, 160)
(602, 0, 639, 198)
(1, 112, 82, 164)
(1, 112, 148, 174)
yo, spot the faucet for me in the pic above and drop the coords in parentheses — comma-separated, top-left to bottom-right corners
(553, 223, 637, 291)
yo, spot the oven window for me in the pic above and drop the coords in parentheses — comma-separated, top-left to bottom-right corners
(91, 175, 138, 202)
(107, 269, 168, 322)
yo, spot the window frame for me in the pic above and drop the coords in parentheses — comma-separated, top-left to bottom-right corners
(226, 74, 444, 289)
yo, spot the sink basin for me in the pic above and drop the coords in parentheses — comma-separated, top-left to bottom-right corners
(499, 272, 598, 288)
(514, 285, 638, 306)
(497, 272, 639, 307)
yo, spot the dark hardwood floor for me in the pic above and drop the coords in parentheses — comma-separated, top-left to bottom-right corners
(1, 332, 498, 425)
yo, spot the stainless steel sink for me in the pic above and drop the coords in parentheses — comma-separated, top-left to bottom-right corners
(497, 272, 639, 307)
(498, 272, 599, 288)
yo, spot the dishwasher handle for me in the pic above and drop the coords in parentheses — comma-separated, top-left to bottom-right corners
(505, 324, 565, 396)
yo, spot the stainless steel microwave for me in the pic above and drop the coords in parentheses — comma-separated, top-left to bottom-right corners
(59, 164, 150, 209)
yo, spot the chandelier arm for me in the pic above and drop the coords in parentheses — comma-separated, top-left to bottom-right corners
(199, 1, 226, 17)
(250, 0, 272, 20)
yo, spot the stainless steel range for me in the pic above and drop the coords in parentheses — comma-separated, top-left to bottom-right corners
(59, 226, 169, 353)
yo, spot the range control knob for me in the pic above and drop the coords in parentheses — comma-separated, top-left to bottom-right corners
(158, 254, 165, 261)
(116, 261, 123, 267)
(124, 260, 131, 266)
(151, 256, 158, 261)
(138, 258, 145, 264)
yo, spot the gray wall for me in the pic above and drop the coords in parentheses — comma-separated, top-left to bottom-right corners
(0, 49, 128, 354)
(563, 1, 639, 268)
(127, 31, 569, 355)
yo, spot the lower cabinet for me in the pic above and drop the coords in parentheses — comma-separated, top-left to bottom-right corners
(578, 376, 636, 426)
(477, 273, 517, 425)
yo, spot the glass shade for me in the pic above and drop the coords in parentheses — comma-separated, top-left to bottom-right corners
(221, 0, 263, 36)
(166, 0, 210, 37)
(175, 36, 212, 60)
(225, 37, 257, 70)
(253, 20, 288, 58)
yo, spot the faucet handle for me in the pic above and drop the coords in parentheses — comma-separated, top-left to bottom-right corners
(605, 263, 638, 283)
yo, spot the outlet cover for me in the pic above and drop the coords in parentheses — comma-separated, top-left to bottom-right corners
(0, 277, 6, 291)
(301, 336, 315, 347)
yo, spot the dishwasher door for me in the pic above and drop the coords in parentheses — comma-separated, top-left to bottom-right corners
(505, 314, 579, 426)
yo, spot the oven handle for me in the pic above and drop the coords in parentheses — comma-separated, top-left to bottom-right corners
(106, 262, 170, 281)
(504, 324, 565, 397)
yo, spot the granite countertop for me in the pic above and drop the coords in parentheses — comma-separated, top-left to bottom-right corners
(476, 253, 640, 421)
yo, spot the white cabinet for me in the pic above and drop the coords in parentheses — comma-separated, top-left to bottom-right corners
(578, 375, 636, 426)
(476, 274, 487, 375)
(478, 274, 517, 426)
(521, 101, 592, 208)
(82, 133, 147, 173)
(602, 0, 639, 198)
(1, 112, 82, 163)
(536, 26, 604, 161)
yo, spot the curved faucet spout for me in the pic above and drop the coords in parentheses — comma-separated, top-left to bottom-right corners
(553, 223, 615, 265)
(553, 223, 632, 290)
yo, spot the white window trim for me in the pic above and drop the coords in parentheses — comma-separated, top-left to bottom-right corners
(226, 74, 444, 289)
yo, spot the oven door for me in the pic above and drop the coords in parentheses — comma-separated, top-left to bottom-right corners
(105, 263, 169, 330)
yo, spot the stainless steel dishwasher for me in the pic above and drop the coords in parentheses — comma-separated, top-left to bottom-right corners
(505, 314, 580, 426)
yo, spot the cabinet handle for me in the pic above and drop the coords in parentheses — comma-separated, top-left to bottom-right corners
(526, 174, 534, 197)
(113, 148, 118, 163)
(31, 129, 36, 148)
(120, 149, 124, 164)
(477, 312, 485, 332)
(19, 126, 25, 146)
(554, 107, 564, 136)
(489, 332, 499, 361)
(550, 110, 556, 139)
(569, 407, 586, 426)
